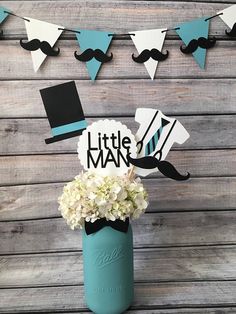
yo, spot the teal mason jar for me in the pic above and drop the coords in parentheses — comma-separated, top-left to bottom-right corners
(82, 221, 134, 314)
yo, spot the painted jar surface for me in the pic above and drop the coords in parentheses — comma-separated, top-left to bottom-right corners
(82, 225, 134, 314)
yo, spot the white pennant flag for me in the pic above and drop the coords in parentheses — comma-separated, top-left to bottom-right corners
(129, 29, 168, 80)
(23, 17, 64, 72)
(218, 4, 236, 30)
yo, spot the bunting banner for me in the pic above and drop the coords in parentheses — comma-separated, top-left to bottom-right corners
(176, 17, 216, 69)
(218, 5, 236, 38)
(21, 17, 64, 72)
(0, 4, 235, 78)
(129, 29, 168, 80)
(74, 29, 113, 80)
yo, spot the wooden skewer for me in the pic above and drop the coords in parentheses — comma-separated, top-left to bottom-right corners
(127, 166, 135, 180)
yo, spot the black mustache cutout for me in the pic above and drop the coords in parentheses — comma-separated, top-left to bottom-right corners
(132, 48, 169, 63)
(74, 49, 113, 63)
(127, 154, 190, 181)
(180, 37, 216, 54)
(225, 23, 236, 38)
(20, 39, 60, 56)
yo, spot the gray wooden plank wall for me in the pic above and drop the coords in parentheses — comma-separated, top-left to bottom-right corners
(0, 0, 236, 313)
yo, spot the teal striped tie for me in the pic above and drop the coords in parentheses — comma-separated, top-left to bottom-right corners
(145, 118, 170, 156)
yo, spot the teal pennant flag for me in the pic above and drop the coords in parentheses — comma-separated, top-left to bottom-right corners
(176, 17, 211, 69)
(0, 6, 10, 25)
(75, 29, 113, 80)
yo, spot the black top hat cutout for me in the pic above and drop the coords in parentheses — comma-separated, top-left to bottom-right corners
(40, 81, 87, 144)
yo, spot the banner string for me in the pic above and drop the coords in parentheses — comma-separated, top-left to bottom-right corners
(2, 9, 226, 39)
(58, 27, 80, 34)
(205, 12, 223, 22)
(162, 27, 180, 33)
(109, 33, 135, 37)
(4, 11, 30, 22)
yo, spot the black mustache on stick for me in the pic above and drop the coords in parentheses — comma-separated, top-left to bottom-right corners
(127, 154, 190, 181)
(225, 23, 236, 38)
(20, 39, 60, 56)
(180, 37, 216, 54)
(74, 48, 113, 63)
(132, 48, 169, 63)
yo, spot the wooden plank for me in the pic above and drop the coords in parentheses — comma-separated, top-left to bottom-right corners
(16, 0, 236, 2)
(1, 115, 236, 155)
(3, 0, 236, 3)
(0, 211, 236, 254)
(1, 150, 236, 186)
(1, 246, 236, 287)
(128, 310, 236, 314)
(1, 79, 236, 118)
(0, 1, 231, 38)
(0, 281, 236, 312)
(32, 309, 236, 314)
(0, 40, 236, 80)
(165, 0, 236, 2)
(1, 177, 236, 220)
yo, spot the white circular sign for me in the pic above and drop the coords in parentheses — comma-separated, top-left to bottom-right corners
(77, 119, 137, 175)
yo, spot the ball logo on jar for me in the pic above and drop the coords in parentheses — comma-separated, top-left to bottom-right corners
(94, 246, 124, 269)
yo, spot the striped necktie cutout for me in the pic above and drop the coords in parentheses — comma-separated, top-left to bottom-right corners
(145, 118, 170, 156)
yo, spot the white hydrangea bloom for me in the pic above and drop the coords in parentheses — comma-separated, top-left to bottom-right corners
(58, 171, 148, 230)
